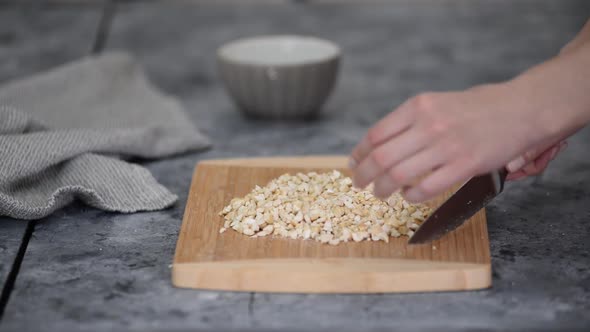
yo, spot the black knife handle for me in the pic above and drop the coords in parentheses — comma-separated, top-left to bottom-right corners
(497, 168, 509, 193)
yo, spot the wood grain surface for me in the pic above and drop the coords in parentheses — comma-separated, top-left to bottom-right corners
(173, 156, 491, 293)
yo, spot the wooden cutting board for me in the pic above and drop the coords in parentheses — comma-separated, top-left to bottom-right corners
(173, 156, 491, 293)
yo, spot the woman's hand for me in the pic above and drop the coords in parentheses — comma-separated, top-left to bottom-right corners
(349, 84, 548, 202)
(350, 20, 590, 203)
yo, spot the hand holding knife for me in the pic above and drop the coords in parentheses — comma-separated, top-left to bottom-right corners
(408, 168, 508, 244)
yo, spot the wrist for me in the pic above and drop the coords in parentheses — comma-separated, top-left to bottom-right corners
(507, 45, 590, 140)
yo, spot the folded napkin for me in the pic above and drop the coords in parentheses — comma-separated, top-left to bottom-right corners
(0, 52, 210, 220)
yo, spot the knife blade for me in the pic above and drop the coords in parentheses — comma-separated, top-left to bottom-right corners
(408, 168, 508, 244)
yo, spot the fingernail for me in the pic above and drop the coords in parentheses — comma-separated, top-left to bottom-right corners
(507, 157, 527, 173)
(348, 157, 357, 170)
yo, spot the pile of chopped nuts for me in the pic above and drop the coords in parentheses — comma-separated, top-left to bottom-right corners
(218, 170, 432, 245)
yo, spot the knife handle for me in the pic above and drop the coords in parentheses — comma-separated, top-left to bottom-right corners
(495, 168, 509, 193)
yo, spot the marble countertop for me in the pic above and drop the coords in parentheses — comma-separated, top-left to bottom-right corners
(0, 1, 589, 331)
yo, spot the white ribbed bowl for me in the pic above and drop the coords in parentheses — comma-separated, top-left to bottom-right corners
(217, 35, 340, 119)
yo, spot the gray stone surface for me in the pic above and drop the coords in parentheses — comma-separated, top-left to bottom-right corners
(0, 4, 102, 84)
(0, 220, 28, 305)
(2, 1, 590, 331)
(0, 3, 101, 313)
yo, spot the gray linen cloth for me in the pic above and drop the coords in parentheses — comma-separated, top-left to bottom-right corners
(0, 52, 210, 220)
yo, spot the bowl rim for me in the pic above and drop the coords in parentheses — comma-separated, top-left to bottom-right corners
(217, 35, 341, 67)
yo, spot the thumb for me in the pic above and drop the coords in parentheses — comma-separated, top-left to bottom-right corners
(506, 141, 567, 174)
(506, 147, 547, 173)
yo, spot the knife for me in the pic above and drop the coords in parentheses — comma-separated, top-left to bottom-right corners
(408, 168, 508, 244)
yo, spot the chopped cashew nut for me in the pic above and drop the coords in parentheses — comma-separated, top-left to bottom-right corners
(219, 171, 432, 245)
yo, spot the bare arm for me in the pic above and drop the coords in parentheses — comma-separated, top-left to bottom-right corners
(349, 20, 590, 202)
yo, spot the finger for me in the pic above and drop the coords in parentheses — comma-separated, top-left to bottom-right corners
(349, 138, 372, 169)
(506, 140, 566, 174)
(373, 147, 447, 198)
(520, 162, 544, 177)
(506, 146, 543, 173)
(506, 171, 527, 181)
(352, 128, 427, 189)
(368, 100, 415, 146)
(518, 144, 560, 177)
(507, 141, 565, 180)
(517, 151, 551, 176)
(526, 148, 556, 175)
(402, 159, 476, 203)
(351, 155, 381, 189)
(372, 173, 398, 199)
(533, 142, 564, 172)
(350, 101, 415, 167)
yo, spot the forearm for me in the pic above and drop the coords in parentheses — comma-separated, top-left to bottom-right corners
(560, 19, 590, 55)
(508, 42, 590, 142)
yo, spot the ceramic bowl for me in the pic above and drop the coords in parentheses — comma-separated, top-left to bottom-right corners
(217, 35, 341, 119)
